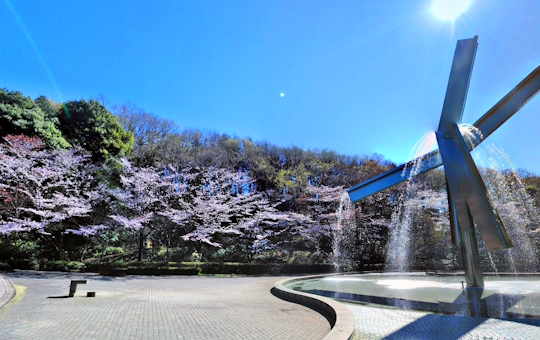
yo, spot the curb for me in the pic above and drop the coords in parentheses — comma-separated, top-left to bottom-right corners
(0, 274, 16, 310)
(273, 276, 355, 340)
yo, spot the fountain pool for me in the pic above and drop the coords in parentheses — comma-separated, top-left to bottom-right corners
(285, 273, 540, 320)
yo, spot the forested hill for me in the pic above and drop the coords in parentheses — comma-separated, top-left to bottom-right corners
(1, 87, 539, 273)
(0, 88, 396, 191)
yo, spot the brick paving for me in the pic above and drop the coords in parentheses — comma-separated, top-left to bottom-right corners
(0, 271, 330, 340)
(8, 271, 540, 339)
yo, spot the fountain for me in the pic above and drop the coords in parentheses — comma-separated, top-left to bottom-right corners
(347, 35, 540, 288)
(280, 37, 540, 329)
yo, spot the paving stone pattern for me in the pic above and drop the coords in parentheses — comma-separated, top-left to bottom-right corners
(0, 271, 330, 340)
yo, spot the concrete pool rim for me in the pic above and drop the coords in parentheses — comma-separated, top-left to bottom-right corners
(273, 274, 356, 340)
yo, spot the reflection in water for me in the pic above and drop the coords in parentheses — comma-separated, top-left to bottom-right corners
(287, 273, 540, 320)
(375, 279, 458, 290)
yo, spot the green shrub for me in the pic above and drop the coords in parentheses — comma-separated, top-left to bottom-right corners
(252, 250, 287, 264)
(67, 261, 86, 271)
(83, 262, 102, 273)
(104, 246, 124, 256)
(286, 251, 326, 264)
(123, 261, 169, 269)
(166, 247, 193, 262)
(186, 262, 276, 275)
(155, 247, 193, 262)
(208, 245, 244, 263)
(180, 261, 203, 267)
(46, 261, 86, 272)
(280, 264, 334, 274)
(178, 262, 334, 275)
(85, 261, 334, 276)
(9, 239, 39, 256)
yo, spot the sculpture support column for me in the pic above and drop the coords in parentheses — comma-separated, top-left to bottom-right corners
(448, 185, 483, 286)
(458, 208, 484, 287)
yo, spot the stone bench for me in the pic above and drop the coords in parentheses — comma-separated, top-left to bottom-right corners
(68, 280, 87, 297)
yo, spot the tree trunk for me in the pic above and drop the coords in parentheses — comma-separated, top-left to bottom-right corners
(98, 230, 110, 264)
(80, 238, 90, 262)
(138, 231, 144, 262)
(194, 242, 202, 262)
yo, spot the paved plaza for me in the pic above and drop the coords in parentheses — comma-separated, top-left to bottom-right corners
(0, 271, 330, 340)
(4, 271, 540, 339)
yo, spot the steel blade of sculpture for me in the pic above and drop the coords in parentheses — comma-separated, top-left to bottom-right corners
(347, 36, 540, 288)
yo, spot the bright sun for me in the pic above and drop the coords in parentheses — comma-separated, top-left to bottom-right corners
(432, 0, 471, 21)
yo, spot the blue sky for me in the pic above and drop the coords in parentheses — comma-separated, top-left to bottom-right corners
(1, 0, 540, 173)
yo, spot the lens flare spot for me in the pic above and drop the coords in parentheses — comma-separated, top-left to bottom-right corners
(62, 103, 71, 118)
(432, 0, 471, 21)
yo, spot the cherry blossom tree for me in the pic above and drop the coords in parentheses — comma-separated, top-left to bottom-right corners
(0, 135, 104, 259)
(233, 193, 291, 262)
(296, 185, 344, 257)
(176, 167, 247, 258)
(157, 165, 305, 262)
(109, 159, 185, 261)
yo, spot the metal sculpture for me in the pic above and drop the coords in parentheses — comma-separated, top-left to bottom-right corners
(347, 36, 540, 287)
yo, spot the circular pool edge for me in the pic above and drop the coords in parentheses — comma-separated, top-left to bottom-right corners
(273, 275, 356, 340)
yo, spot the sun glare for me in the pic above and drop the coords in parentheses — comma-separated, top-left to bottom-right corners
(432, 0, 471, 21)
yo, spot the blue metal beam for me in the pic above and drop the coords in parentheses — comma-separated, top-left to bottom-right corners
(346, 150, 441, 203)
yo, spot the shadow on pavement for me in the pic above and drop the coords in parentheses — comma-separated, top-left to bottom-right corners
(385, 314, 540, 339)
(384, 314, 487, 339)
